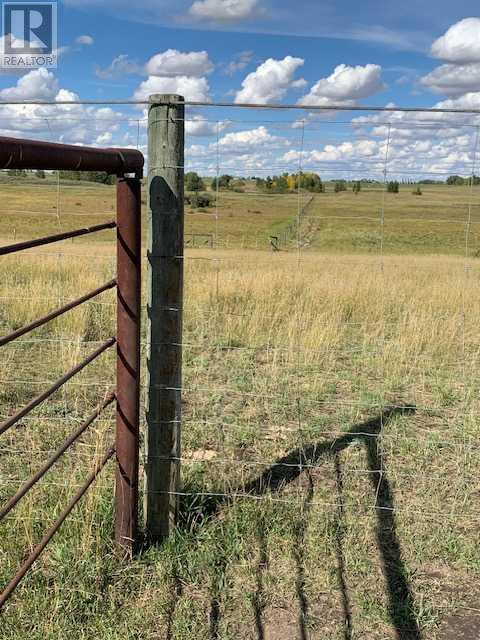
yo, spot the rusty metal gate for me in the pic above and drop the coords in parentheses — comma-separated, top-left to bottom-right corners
(0, 135, 143, 609)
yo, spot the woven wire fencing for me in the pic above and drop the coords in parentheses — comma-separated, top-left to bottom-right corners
(1, 100, 480, 635)
(170, 104, 480, 636)
(176, 104, 480, 508)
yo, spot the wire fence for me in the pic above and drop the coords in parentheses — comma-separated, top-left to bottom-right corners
(1, 99, 480, 634)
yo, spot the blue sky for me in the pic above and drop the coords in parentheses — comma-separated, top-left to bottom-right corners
(33, 0, 480, 105)
(1, 1, 480, 179)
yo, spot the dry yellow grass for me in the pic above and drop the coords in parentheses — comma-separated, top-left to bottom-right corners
(1, 236, 480, 638)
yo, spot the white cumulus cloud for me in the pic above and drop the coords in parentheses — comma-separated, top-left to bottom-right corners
(133, 75, 211, 102)
(0, 71, 128, 148)
(299, 64, 385, 106)
(435, 91, 480, 111)
(145, 49, 214, 77)
(130, 50, 215, 103)
(423, 19, 480, 96)
(431, 18, 480, 63)
(235, 56, 305, 104)
(421, 62, 480, 96)
(95, 131, 113, 145)
(224, 50, 254, 76)
(0, 68, 58, 101)
(218, 125, 282, 150)
(186, 116, 230, 136)
(188, 0, 261, 23)
(185, 124, 290, 173)
(95, 54, 143, 80)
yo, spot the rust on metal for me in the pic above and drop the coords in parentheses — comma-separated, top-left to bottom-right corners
(0, 136, 144, 176)
(0, 221, 116, 256)
(0, 135, 145, 605)
(0, 337, 116, 437)
(115, 177, 141, 556)
(0, 280, 116, 347)
(0, 392, 115, 522)
(0, 445, 115, 611)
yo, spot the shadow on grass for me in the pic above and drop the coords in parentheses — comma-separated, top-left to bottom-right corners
(165, 567, 183, 640)
(334, 452, 353, 640)
(251, 514, 267, 640)
(176, 404, 421, 640)
(209, 554, 227, 639)
(292, 467, 314, 640)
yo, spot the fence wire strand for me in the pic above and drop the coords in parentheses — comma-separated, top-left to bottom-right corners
(2, 101, 480, 627)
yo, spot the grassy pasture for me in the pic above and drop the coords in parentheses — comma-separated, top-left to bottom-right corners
(1, 178, 480, 638)
(2, 176, 480, 255)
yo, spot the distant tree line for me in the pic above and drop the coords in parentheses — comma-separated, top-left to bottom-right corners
(7, 169, 28, 178)
(255, 172, 325, 193)
(186, 172, 245, 193)
(5, 168, 479, 189)
(6, 168, 115, 184)
(58, 170, 116, 184)
(446, 175, 480, 186)
(7, 169, 46, 179)
(181, 171, 480, 197)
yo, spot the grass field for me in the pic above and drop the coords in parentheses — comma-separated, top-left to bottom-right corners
(2, 175, 480, 255)
(1, 177, 480, 639)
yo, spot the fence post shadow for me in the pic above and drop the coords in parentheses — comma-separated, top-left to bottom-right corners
(165, 564, 183, 640)
(333, 452, 353, 640)
(292, 468, 314, 640)
(177, 404, 421, 640)
(362, 418, 422, 640)
(252, 514, 267, 640)
(209, 555, 227, 640)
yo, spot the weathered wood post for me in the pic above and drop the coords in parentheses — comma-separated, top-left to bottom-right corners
(145, 93, 184, 540)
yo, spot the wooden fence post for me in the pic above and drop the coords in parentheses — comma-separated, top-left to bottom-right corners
(145, 93, 184, 541)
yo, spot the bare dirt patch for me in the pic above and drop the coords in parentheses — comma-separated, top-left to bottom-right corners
(437, 611, 480, 640)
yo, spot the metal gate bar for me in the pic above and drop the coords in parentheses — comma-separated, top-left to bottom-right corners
(0, 134, 144, 610)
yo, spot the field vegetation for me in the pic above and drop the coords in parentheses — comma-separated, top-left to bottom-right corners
(1, 175, 480, 639)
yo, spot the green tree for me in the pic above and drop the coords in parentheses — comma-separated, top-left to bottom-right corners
(185, 172, 205, 192)
(387, 181, 399, 193)
(211, 174, 233, 190)
(467, 175, 480, 186)
(299, 172, 324, 193)
(84, 171, 115, 185)
(275, 175, 289, 192)
(334, 180, 347, 193)
(185, 193, 214, 208)
(352, 181, 361, 194)
(446, 175, 465, 186)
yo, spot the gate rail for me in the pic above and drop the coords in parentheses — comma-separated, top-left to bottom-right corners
(0, 135, 144, 610)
